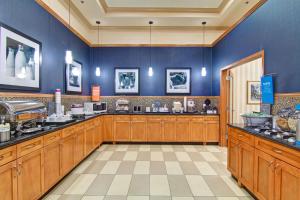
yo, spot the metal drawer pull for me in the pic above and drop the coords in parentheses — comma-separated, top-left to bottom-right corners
(268, 160, 274, 167)
(272, 148, 282, 154)
(25, 143, 37, 149)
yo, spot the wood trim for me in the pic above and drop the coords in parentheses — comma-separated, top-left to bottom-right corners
(275, 92, 300, 97)
(35, 0, 92, 46)
(212, 0, 267, 46)
(91, 44, 213, 47)
(100, 96, 220, 99)
(0, 92, 90, 99)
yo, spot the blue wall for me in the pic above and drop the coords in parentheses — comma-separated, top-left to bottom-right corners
(0, 0, 91, 95)
(212, 0, 300, 95)
(90, 47, 213, 96)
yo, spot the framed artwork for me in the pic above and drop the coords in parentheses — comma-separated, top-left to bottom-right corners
(65, 60, 82, 94)
(247, 81, 261, 104)
(165, 68, 191, 94)
(114, 68, 139, 95)
(0, 23, 42, 91)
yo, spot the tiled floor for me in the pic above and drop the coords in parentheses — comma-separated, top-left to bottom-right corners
(43, 144, 254, 200)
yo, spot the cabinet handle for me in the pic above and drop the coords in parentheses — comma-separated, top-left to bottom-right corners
(275, 163, 281, 169)
(17, 162, 22, 175)
(268, 160, 275, 167)
(0, 155, 3, 160)
(25, 143, 36, 149)
(48, 136, 57, 141)
(238, 134, 243, 137)
(272, 148, 282, 154)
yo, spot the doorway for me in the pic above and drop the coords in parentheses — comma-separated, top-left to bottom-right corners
(219, 50, 264, 146)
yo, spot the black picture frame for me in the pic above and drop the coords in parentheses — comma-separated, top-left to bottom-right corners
(165, 68, 192, 95)
(65, 60, 83, 94)
(114, 67, 140, 95)
(0, 22, 42, 91)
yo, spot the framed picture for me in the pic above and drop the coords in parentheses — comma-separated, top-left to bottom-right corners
(114, 68, 139, 95)
(166, 68, 191, 94)
(65, 60, 82, 94)
(247, 81, 261, 104)
(0, 23, 41, 91)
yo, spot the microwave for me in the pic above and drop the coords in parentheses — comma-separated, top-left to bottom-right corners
(84, 102, 107, 114)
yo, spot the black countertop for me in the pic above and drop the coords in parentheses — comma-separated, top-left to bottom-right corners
(0, 112, 219, 150)
(229, 124, 300, 151)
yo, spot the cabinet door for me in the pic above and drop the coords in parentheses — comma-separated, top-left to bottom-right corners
(163, 117, 176, 142)
(75, 129, 85, 164)
(18, 149, 44, 200)
(131, 117, 147, 141)
(228, 136, 239, 177)
(205, 121, 219, 142)
(274, 160, 300, 200)
(147, 119, 163, 142)
(103, 116, 113, 142)
(114, 121, 131, 141)
(85, 126, 95, 155)
(176, 117, 190, 142)
(44, 141, 60, 192)
(94, 119, 103, 146)
(254, 149, 275, 200)
(239, 142, 254, 191)
(0, 161, 17, 200)
(60, 135, 75, 175)
(190, 119, 205, 142)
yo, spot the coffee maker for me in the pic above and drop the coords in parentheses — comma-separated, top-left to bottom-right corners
(187, 99, 196, 113)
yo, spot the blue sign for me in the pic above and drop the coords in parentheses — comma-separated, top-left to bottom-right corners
(261, 75, 274, 104)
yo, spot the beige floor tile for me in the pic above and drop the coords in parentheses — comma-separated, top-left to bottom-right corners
(84, 161, 106, 174)
(73, 161, 93, 174)
(194, 162, 217, 175)
(151, 152, 164, 161)
(172, 197, 194, 200)
(116, 145, 128, 151)
(117, 161, 135, 174)
(100, 161, 121, 174)
(203, 176, 236, 197)
(98, 145, 107, 152)
(213, 152, 227, 162)
(50, 174, 80, 194)
(187, 152, 204, 161)
(175, 152, 192, 162)
(217, 197, 239, 200)
(150, 162, 167, 175)
(150, 197, 171, 200)
(205, 146, 222, 153)
(43, 194, 61, 200)
(127, 196, 149, 200)
(86, 151, 101, 161)
(183, 146, 197, 152)
(199, 152, 219, 162)
(96, 151, 114, 161)
(134, 161, 150, 174)
(163, 152, 177, 161)
(165, 162, 183, 175)
(124, 151, 138, 161)
(104, 196, 127, 200)
(81, 196, 104, 200)
(139, 145, 150, 151)
(168, 175, 193, 197)
(107, 175, 132, 196)
(162, 146, 174, 152)
(186, 175, 214, 196)
(209, 162, 231, 176)
(58, 195, 83, 200)
(110, 152, 126, 161)
(85, 175, 114, 195)
(150, 175, 170, 196)
(194, 197, 217, 200)
(64, 174, 97, 195)
(137, 152, 151, 161)
(220, 176, 249, 196)
(128, 175, 150, 196)
(179, 162, 199, 175)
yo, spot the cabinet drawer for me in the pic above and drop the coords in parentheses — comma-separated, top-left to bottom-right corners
(236, 130, 255, 146)
(0, 145, 16, 166)
(161, 116, 176, 121)
(44, 131, 61, 146)
(147, 116, 162, 121)
(204, 116, 219, 121)
(17, 137, 43, 157)
(176, 116, 190, 121)
(85, 119, 95, 127)
(255, 137, 300, 168)
(114, 116, 131, 121)
(62, 127, 75, 138)
(191, 117, 204, 122)
(131, 116, 146, 121)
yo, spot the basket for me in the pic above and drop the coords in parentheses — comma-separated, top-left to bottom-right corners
(241, 114, 272, 127)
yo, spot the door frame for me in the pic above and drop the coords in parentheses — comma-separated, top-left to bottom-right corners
(219, 50, 265, 146)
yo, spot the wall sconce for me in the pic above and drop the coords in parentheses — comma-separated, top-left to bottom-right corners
(95, 67, 101, 77)
(201, 67, 207, 77)
(148, 66, 153, 77)
(65, 50, 73, 65)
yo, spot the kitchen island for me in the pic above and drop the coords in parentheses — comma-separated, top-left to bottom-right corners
(0, 113, 219, 200)
(228, 124, 300, 200)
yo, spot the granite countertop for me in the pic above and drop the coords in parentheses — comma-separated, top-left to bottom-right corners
(0, 112, 219, 150)
(229, 124, 300, 151)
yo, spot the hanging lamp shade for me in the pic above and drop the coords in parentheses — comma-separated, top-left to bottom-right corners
(148, 21, 154, 77)
(95, 20, 101, 77)
(65, 0, 73, 65)
(201, 21, 207, 77)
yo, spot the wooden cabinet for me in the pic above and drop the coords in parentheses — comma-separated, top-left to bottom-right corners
(239, 142, 254, 190)
(60, 135, 75, 175)
(274, 160, 300, 200)
(103, 116, 113, 141)
(190, 117, 204, 142)
(162, 117, 176, 142)
(176, 117, 190, 142)
(0, 146, 17, 167)
(114, 116, 131, 141)
(131, 116, 147, 141)
(205, 120, 219, 142)
(75, 126, 85, 164)
(94, 118, 103, 146)
(43, 140, 60, 192)
(147, 117, 163, 142)
(85, 121, 95, 155)
(0, 161, 17, 200)
(228, 136, 239, 177)
(17, 149, 44, 200)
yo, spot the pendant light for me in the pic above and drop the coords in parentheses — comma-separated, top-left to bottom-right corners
(148, 21, 154, 77)
(201, 21, 207, 77)
(65, 0, 73, 65)
(95, 21, 101, 77)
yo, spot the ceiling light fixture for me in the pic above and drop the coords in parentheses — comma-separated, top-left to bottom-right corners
(201, 21, 207, 77)
(95, 20, 101, 77)
(148, 21, 154, 77)
(65, 0, 73, 65)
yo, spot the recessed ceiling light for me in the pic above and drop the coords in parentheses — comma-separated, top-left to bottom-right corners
(245, 1, 249, 4)
(80, 0, 84, 4)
